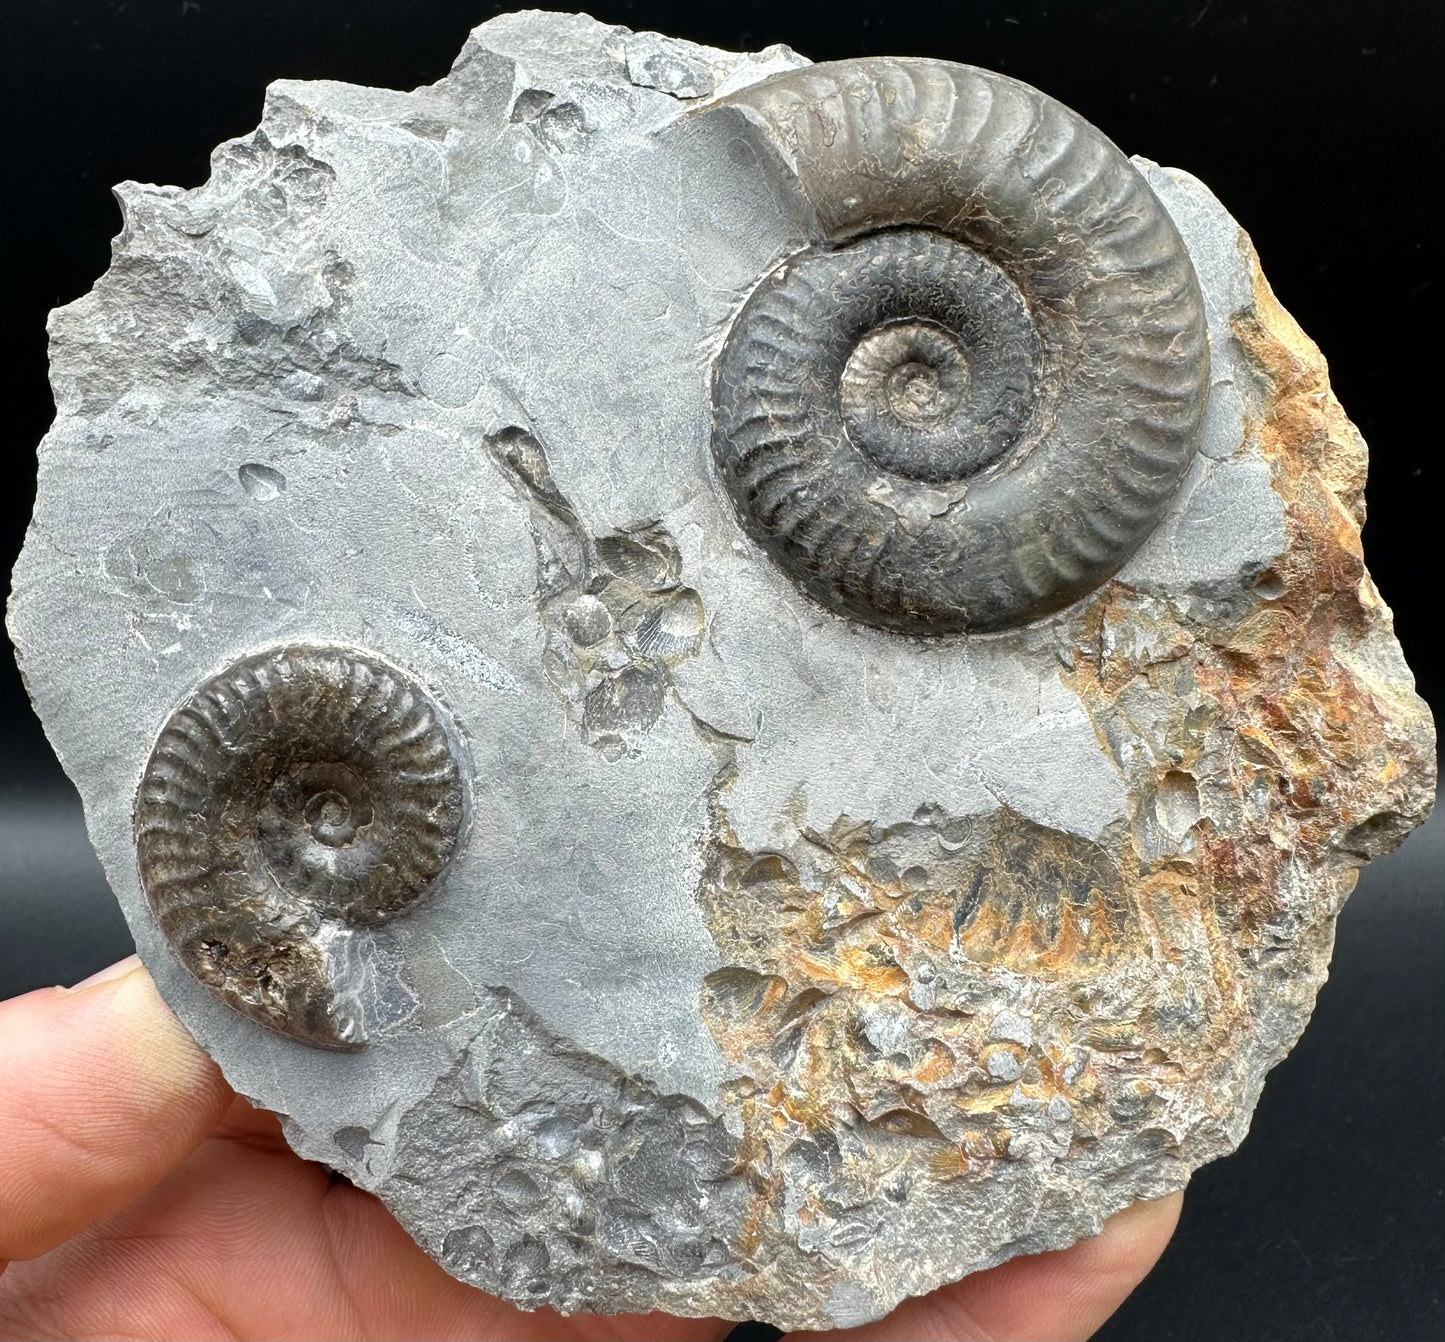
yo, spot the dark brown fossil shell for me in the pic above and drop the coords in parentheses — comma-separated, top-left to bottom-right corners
(711, 59, 1210, 634)
(134, 644, 465, 1048)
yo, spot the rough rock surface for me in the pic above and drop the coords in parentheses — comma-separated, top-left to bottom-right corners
(8, 12, 1436, 1329)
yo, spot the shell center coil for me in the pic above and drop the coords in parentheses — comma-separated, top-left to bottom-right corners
(780, 228, 1043, 488)
(842, 319, 971, 446)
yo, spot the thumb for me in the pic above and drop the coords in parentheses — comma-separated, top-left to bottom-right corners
(0, 957, 233, 1268)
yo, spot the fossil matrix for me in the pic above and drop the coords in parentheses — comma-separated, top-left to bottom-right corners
(8, 12, 1436, 1329)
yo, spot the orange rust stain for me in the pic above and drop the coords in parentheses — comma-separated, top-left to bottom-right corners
(913, 1040, 956, 1085)
(948, 889, 1122, 975)
(794, 946, 910, 996)
(927, 1147, 972, 1181)
(889, 899, 955, 956)
(778, 1087, 837, 1132)
(1061, 242, 1433, 951)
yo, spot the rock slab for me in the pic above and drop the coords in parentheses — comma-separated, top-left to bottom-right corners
(8, 12, 1436, 1329)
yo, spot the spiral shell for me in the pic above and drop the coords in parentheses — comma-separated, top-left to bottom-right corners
(711, 59, 1210, 633)
(134, 644, 465, 1048)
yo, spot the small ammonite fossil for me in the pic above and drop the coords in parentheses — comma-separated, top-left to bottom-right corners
(134, 644, 465, 1048)
(711, 59, 1211, 634)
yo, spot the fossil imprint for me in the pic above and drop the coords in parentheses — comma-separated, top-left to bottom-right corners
(134, 645, 465, 1047)
(712, 59, 1211, 633)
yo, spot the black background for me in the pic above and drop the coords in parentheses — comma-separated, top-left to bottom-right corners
(1, 3, 1440, 1339)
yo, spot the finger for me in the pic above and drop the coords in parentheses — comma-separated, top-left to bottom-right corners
(0, 957, 234, 1266)
(795, 1191, 1183, 1342)
(0, 1087, 735, 1342)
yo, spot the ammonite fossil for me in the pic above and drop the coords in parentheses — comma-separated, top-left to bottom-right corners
(712, 59, 1211, 634)
(134, 644, 465, 1048)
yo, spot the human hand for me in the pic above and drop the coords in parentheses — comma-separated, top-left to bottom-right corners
(0, 958, 1180, 1341)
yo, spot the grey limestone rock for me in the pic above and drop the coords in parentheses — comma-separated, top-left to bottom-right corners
(8, 10, 1436, 1329)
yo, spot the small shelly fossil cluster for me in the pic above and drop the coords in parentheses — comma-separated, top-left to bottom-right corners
(485, 425, 706, 758)
(15, 12, 1432, 1330)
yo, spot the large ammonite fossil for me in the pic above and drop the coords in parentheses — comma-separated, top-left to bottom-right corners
(711, 59, 1211, 634)
(134, 644, 466, 1048)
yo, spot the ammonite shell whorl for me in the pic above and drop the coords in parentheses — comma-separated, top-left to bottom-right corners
(134, 644, 465, 1048)
(711, 59, 1210, 634)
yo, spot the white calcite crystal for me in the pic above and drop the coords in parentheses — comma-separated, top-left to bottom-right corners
(9, 12, 1434, 1328)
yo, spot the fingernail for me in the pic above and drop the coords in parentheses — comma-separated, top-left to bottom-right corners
(67, 954, 143, 991)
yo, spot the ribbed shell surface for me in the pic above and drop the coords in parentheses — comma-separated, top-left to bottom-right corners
(712, 58, 1210, 632)
(134, 644, 465, 1047)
